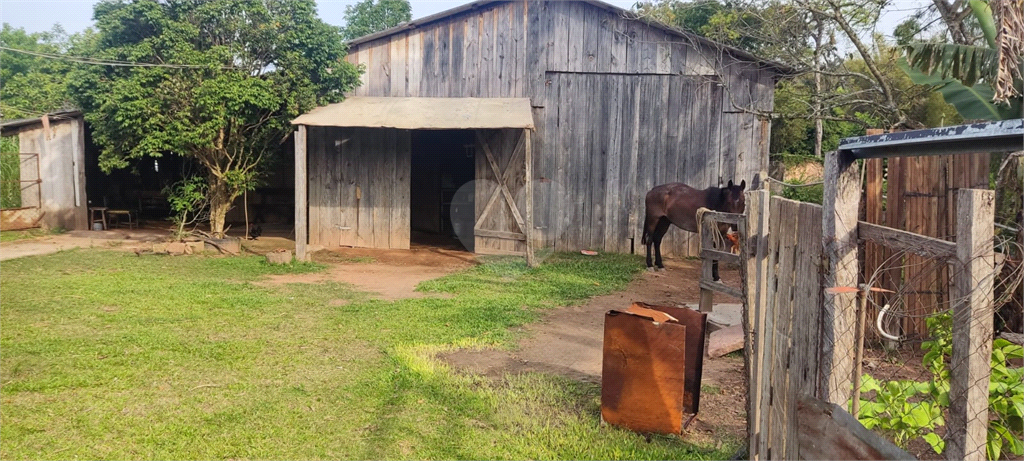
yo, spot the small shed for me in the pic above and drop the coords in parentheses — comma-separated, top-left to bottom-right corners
(293, 0, 789, 260)
(1, 110, 88, 231)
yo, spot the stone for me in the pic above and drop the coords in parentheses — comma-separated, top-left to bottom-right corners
(707, 324, 745, 358)
(266, 250, 293, 265)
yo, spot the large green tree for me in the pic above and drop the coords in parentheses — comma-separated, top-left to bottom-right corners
(339, 0, 411, 41)
(0, 24, 80, 120)
(69, 0, 361, 237)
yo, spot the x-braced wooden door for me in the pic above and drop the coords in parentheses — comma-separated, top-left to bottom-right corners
(474, 128, 535, 265)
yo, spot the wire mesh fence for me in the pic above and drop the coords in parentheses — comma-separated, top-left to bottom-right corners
(853, 223, 1023, 460)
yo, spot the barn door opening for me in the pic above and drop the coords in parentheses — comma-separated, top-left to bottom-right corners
(409, 129, 476, 251)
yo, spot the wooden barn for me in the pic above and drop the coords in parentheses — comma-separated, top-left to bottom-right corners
(292, 0, 788, 261)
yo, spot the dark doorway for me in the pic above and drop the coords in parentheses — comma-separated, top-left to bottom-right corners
(410, 130, 476, 251)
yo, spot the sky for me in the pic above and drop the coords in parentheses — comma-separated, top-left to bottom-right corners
(0, 0, 638, 35)
(1, 0, 930, 44)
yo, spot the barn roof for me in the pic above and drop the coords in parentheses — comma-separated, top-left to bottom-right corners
(291, 97, 535, 129)
(347, 0, 795, 75)
(1, 110, 82, 136)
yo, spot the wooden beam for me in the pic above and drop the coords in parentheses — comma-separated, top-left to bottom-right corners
(858, 221, 957, 261)
(796, 394, 916, 460)
(294, 125, 308, 261)
(946, 189, 995, 461)
(821, 149, 860, 405)
(743, 189, 770, 460)
(473, 228, 526, 241)
(525, 129, 536, 267)
(700, 248, 741, 266)
(700, 280, 743, 299)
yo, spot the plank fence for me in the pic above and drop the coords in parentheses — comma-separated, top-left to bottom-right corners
(719, 186, 997, 460)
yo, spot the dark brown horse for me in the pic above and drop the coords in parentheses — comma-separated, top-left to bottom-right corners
(642, 180, 746, 280)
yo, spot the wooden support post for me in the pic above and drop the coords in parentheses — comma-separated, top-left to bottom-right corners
(822, 149, 860, 406)
(743, 189, 770, 460)
(525, 129, 536, 267)
(946, 189, 994, 461)
(294, 125, 308, 261)
(698, 209, 716, 313)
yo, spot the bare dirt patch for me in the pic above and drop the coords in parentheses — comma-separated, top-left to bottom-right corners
(440, 258, 748, 445)
(256, 246, 476, 300)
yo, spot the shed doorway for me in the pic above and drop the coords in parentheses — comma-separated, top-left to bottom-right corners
(410, 130, 475, 251)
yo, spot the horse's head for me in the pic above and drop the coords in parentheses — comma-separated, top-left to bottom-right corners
(721, 179, 746, 214)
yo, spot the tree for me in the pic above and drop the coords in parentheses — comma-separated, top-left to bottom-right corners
(339, 0, 411, 41)
(0, 24, 79, 120)
(635, 0, 926, 157)
(68, 0, 361, 237)
(902, 0, 1022, 119)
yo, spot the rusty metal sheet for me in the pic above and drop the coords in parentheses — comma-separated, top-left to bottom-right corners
(633, 302, 708, 414)
(601, 302, 708, 435)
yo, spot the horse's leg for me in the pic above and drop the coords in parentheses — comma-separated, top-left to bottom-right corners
(643, 214, 661, 269)
(653, 219, 671, 270)
(712, 260, 720, 282)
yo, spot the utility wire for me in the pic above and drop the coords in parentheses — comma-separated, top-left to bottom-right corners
(0, 46, 236, 69)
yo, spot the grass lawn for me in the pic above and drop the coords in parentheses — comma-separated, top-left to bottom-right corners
(0, 228, 63, 243)
(1, 249, 736, 460)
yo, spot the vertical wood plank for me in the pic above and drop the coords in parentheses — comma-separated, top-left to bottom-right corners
(946, 189, 995, 461)
(821, 149, 860, 406)
(743, 189, 771, 460)
(525, 129, 535, 266)
(407, 31, 422, 96)
(294, 125, 308, 261)
(390, 35, 407, 96)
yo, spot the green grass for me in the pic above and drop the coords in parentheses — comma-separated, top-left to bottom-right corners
(0, 227, 64, 243)
(1, 250, 735, 460)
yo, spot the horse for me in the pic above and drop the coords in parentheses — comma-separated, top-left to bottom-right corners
(641, 180, 746, 280)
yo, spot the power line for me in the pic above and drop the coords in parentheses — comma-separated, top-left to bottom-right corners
(0, 46, 236, 70)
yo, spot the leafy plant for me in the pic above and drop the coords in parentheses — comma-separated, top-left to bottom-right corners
(163, 176, 209, 240)
(901, 0, 1023, 120)
(857, 312, 1024, 459)
(0, 138, 21, 209)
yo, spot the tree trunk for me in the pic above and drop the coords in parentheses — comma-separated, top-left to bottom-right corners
(207, 175, 233, 238)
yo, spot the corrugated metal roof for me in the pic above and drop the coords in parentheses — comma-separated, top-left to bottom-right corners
(1, 110, 82, 135)
(291, 97, 535, 130)
(837, 119, 1024, 158)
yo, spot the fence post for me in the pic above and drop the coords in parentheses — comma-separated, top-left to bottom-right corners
(946, 188, 995, 461)
(821, 149, 860, 406)
(743, 189, 770, 460)
(294, 125, 308, 262)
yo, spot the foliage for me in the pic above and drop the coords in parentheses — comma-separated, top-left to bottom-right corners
(778, 178, 823, 205)
(163, 175, 210, 240)
(339, 0, 411, 41)
(857, 313, 1024, 459)
(901, 0, 1023, 120)
(67, 0, 361, 238)
(0, 251, 735, 459)
(0, 24, 80, 120)
(1, 137, 20, 209)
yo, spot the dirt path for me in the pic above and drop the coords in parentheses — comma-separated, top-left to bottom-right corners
(439, 258, 747, 445)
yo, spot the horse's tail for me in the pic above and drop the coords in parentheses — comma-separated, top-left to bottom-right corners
(641, 225, 651, 245)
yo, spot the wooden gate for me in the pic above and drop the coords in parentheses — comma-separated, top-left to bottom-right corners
(474, 128, 535, 264)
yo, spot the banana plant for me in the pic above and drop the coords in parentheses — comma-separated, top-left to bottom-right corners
(900, 0, 1023, 120)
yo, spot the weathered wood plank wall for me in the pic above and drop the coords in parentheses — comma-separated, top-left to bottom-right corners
(336, 0, 776, 254)
(306, 127, 410, 249)
(747, 196, 824, 460)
